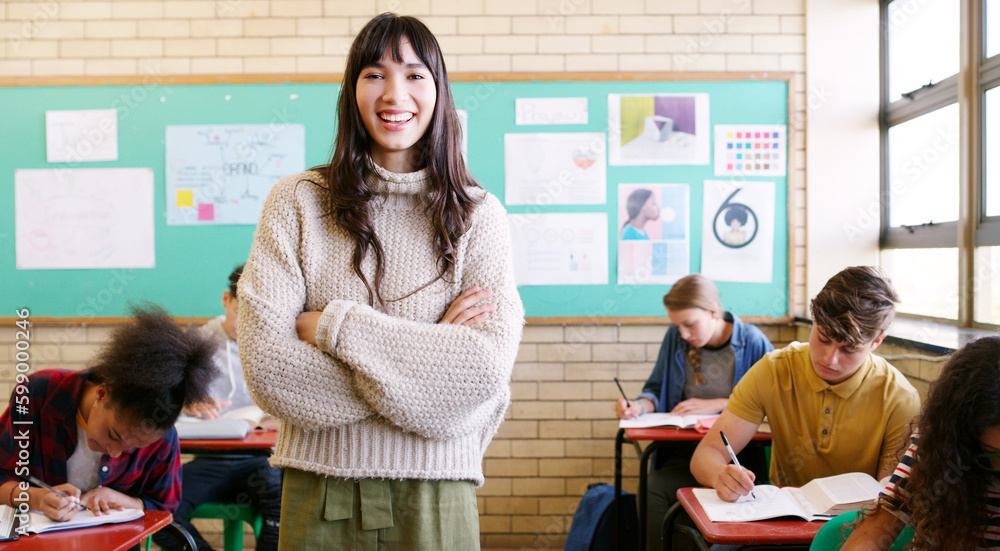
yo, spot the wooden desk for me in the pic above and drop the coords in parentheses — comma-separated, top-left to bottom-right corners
(662, 487, 821, 550)
(4, 509, 173, 551)
(613, 427, 772, 551)
(179, 429, 277, 455)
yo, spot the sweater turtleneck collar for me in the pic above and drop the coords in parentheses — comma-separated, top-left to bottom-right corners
(368, 160, 432, 197)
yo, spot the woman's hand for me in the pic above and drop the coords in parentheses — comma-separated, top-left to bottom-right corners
(439, 287, 495, 326)
(183, 397, 231, 419)
(615, 398, 650, 420)
(670, 397, 727, 416)
(35, 483, 82, 522)
(296, 311, 322, 345)
(81, 486, 134, 516)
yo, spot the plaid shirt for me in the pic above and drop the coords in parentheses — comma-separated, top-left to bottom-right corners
(0, 369, 182, 512)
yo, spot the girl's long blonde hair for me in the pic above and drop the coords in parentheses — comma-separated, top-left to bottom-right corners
(663, 274, 722, 385)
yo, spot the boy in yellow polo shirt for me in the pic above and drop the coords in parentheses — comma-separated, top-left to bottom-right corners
(690, 266, 920, 502)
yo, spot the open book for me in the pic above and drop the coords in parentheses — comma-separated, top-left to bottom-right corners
(176, 405, 279, 440)
(691, 472, 882, 522)
(0, 504, 143, 539)
(618, 413, 718, 429)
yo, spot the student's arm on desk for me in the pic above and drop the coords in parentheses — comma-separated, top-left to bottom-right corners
(689, 410, 759, 502)
(841, 507, 906, 551)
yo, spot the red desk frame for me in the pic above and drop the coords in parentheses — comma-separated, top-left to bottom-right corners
(4, 509, 172, 551)
(179, 429, 277, 455)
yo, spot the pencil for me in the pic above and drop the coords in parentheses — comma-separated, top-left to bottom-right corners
(613, 377, 632, 409)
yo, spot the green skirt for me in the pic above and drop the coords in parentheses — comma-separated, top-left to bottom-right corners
(277, 469, 480, 551)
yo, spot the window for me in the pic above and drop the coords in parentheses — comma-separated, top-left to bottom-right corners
(881, 0, 1000, 326)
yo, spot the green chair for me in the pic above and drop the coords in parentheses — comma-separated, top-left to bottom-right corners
(809, 510, 915, 550)
(189, 501, 263, 551)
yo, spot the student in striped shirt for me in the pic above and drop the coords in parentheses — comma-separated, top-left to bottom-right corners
(844, 335, 1000, 550)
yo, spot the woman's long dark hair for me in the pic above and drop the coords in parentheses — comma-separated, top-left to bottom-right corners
(621, 188, 653, 234)
(875, 335, 1000, 550)
(316, 13, 481, 311)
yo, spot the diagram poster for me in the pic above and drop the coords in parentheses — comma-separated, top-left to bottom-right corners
(507, 212, 608, 286)
(701, 180, 775, 283)
(608, 93, 710, 166)
(45, 109, 118, 163)
(713, 124, 787, 177)
(165, 124, 305, 225)
(504, 132, 606, 205)
(617, 183, 690, 285)
(15, 168, 154, 269)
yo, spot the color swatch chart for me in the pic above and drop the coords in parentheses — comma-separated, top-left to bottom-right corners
(713, 124, 787, 177)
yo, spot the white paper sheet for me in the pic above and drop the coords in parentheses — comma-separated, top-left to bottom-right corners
(45, 109, 118, 163)
(617, 183, 690, 285)
(165, 124, 305, 225)
(701, 180, 775, 283)
(508, 213, 608, 285)
(714, 124, 787, 177)
(608, 93, 710, 166)
(504, 132, 606, 205)
(15, 168, 154, 269)
(515, 97, 588, 125)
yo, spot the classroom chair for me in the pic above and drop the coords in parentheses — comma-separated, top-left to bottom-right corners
(809, 510, 915, 550)
(188, 501, 263, 551)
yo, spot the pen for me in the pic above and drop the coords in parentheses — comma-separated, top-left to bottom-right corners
(23, 475, 88, 511)
(719, 430, 756, 499)
(613, 377, 633, 411)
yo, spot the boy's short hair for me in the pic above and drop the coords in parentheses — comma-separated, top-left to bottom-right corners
(810, 266, 899, 347)
(228, 264, 244, 298)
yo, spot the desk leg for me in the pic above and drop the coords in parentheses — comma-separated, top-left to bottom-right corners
(156, 521, 198, 551)
(638, 440, 660, 551)
(614, 428, 625, 551)
(661, 502, 709, 551)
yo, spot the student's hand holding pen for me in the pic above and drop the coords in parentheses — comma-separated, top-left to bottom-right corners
(33, 482, 85, 522)
(614, 397, 651, 420)
(714, 431, 757, 502)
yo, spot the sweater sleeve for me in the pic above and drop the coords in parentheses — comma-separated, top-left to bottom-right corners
(314, 194, 525, 440)
(238, 176, 372, 430)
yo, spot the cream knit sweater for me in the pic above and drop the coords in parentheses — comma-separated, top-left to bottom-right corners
(238, 163, 524, 486)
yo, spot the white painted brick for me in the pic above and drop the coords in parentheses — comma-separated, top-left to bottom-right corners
(0, 60, 28, 75)
(672, 52, 726, 71)
(85, 21, 137, 39)
(271, 37, 322, 55)
(620, 54, 672, 72)
(646, 34, 691, 53)
(455, 54, 511, 72)
(619, 16, 672, 34)
(727, 14, 780, 33)
(780, 14, 804, 33)
(297, 55, 345, 72)
(191, 19, 243, 37)
(192, 57, 244, 73)
(511, 362, 565, 381)
(6, 2, 56, 20)
(59, 40, 111, 58)
(245, 56, 298, 73)
(296, 17, 350, 36)
(592, 35, 643, 54)
(164, 1, 217, 19)
(438, 35, 484, 55)
(674, 14, 734, 34)
(592, 0, 640, 14)
(537, 343, 591, 362)
(780, 53, 804, 72)
(565, 15, 618, 34)
(217, 0, 271, 18)
(112, 2, 165, 19)
(726, 53, 781, 71)
(699, 0, 753, 15)
(33, 58, 84, 75)
(245, 18, 297, 37)
(754, 0, 804, 15)
(0, 4, 6, 20)
(59, 2, 111, 20)
(140, 57, 191, 74)
(86, 58, 138, 75)
(458, 16, 511, 34)
(509, 381, 538, 401)
(419, 16, 457, 35)
(11, 40, 57, 58)
(512, 16, 564, 35)
(511, 54, 564, 72)
(484, 35, 535, 54)
(538, 35, 590, 54)
(166, 38, 219, 57)
(137, 20, 191, 38)
(563, 362, 616, 381)
(685, 34, 752, 53)
(323, 0, 378, 17)
(377, 0, 431, 13)
(618, 325, 666, 343)
(33, 21, 85, 40)
(565, 325, 617, 344)
(522, 325, 564, 343)
(273, 0, 324, 17)
(111, 39, 164, 58)
(431, 0, 485, 15)
(646, 0, 698, 14)
(485, 0, 536, 14)
(537, 0, 591, 17)
(754, 34, 804, 54)
(566, 53, 616, 71)
(322, 36, 354, 57)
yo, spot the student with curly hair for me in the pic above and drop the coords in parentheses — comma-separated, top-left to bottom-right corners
(0, 305, 217, 522)
(841, 335, 1000, 550)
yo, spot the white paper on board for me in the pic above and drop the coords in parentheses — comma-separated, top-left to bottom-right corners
(45, 109, 119, 163)
(504, 132, 606, 205)
(15, 168, 155, 269)
(713, 124, 787, 177)
(515, 97, 588, 125)
(700, 179, 775, 283)
(507, 213, 609, 286)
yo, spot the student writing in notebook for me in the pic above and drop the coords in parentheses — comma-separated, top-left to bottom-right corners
(613, 274, 773, 551)
(840, 336, 1000, 550)
(238, 13, 524, 550)
(154, 265, 282, 551)
(690, 267, 920, 504)
(0, 305, 216, 524)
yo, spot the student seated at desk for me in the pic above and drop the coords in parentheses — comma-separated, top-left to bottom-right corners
(0, 305, 216, 525)
(154, 265, 282, 551)
(690, 267, 920, 509)
(841, 336, 1000, 550)
(614, 274, 773, 551)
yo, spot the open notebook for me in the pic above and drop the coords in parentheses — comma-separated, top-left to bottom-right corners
(175, 404, 279, 439)
(0, 504, 143, 540)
